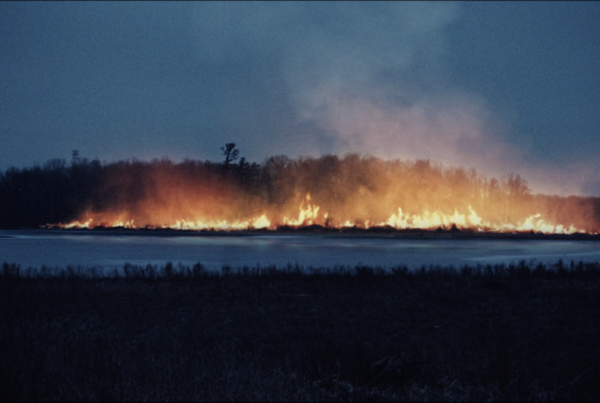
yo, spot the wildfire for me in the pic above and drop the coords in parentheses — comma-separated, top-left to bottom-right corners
(382, 207, 581, 234)
(51, 194, 585, 234)
(167, 214, 270, 231)
(43, 155, 599, 235)
(283, 193, 320, 226)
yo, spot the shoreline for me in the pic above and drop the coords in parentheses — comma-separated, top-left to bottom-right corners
(14, 226, 600, 241)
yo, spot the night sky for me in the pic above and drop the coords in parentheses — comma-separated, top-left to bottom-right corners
(1, 2, 599, 196)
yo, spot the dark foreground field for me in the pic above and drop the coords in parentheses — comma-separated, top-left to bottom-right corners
(1, 261, 600, 401)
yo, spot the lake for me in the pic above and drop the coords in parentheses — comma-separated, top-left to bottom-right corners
(2, 229, 600, 273)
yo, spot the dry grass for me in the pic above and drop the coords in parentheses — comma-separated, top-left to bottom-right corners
(1, 260, 600, 401)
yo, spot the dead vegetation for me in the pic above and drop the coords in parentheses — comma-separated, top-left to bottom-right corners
(1, 260, 600, 401)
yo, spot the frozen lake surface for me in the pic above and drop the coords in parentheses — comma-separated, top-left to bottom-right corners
(1, 230, 600, 272)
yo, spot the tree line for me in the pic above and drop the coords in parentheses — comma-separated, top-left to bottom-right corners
(0, 145, 598, 232)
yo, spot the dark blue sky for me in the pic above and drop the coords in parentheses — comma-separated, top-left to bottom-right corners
(1, 2, 599, 195)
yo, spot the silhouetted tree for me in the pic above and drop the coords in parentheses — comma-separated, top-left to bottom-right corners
(502, 173, 531, 221)
(72, 149, 80, 165)
(221, 143, 239, 169)
(503, 173, 530, 198)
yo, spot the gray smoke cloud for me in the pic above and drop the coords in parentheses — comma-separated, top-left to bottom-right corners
(190, 2, 595, 196)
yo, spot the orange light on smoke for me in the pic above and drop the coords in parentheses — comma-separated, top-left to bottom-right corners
(44, 155, 599, 234)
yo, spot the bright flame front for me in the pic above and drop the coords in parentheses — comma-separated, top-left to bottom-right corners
(44, 155, 600, 234)
(53, 195, 586, 234)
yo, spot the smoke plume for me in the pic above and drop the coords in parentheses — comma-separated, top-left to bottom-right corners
(190, 2, 596, 196)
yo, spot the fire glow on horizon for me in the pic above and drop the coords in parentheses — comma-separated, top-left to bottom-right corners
(58, 197, 585, 234)
(48, 155, 599, 235)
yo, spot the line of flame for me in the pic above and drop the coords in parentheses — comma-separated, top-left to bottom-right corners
(52, 199, 588, 234)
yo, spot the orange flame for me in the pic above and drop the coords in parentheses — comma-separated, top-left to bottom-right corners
(45, 155, 599, 234)
(55, 195, 586, 234)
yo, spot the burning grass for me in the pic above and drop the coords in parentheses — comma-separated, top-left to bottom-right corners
(2, 261, 600, 401)
(38, 155, 600, 234)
